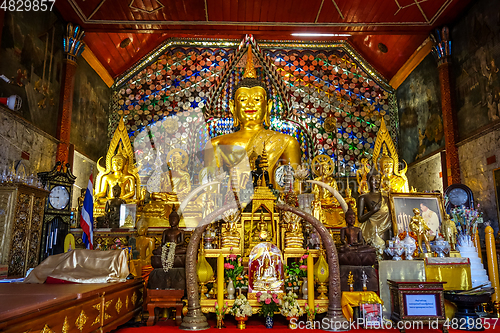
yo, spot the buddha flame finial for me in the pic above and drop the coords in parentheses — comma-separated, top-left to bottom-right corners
(243, 44, 257, 79)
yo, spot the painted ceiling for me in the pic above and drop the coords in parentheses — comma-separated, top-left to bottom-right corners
(55, 0, 472, 80)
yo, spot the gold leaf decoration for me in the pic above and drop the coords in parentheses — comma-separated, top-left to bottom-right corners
(126, 295, 129, 309)
(131, 292, 137, 305)
(40, 324, 54, 333)
(75, 310, 87, 332)
(92, 303, 101, 326)
(115, 298, 123, 314)
(62, 316, 70, 333)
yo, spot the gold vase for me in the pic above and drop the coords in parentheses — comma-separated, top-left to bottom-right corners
(216, 314, 224, 329)
(235, 315, 248, 329)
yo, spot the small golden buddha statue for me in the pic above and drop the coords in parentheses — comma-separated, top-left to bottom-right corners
(284, 211, 303, 248)
(371, 118, 409, 193)
(409, 208, 432, 255)
(221, 209, 241, 248)
(152, 149, 192, 202)
(356, 157, 370, 195)
(96, 153, 137, 203)
(254, 213, 270, 242)
(204, 45, 301, 187)
(312, 155, 338, 206)
(132, 217, 156, 275)
(441, 214, 457, 251)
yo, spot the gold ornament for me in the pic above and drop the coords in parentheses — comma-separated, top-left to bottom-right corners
(75, 310, 88, 332)
(132, 291, 137, 305)
(62, 316, 70, 333)
(312, 155, 334, 177)
(40, 324, 55, 333)
(323, 117, 337, 133)
(115, 298, 123, 314)
(243, 44, 257, 79)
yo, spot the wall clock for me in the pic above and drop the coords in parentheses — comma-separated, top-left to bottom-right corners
(38, 162, 76, 260)
(444, 184, 474, 214)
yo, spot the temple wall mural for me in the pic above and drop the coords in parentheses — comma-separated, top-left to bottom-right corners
(406, 152, 443, 193)
(396, 54, 444, 165)
(0, 10, 64, 138)
(71, 57, 111, 162)
(452, 0, 500, 139)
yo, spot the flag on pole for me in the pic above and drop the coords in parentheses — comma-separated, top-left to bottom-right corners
(80, 174, 94, 249)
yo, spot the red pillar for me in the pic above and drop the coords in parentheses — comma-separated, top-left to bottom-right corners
(55, 23, 85, 164)
(432, 27, 461, 186)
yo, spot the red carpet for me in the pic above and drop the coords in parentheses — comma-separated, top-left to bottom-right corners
(112, 316, 498, 332)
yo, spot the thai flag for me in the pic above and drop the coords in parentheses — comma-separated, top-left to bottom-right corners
(80, 174, 94, 249)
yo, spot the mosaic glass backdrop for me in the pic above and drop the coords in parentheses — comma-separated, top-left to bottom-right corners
(110, 42, 396, 179)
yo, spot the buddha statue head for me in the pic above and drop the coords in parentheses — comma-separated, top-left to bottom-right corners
(368, 173, 381, 192)
(345, 203, 356, 227)
(230, 46, 271, 129)
(111, 153, 126, 173)
(169, 207, 181, 228)
(112, 184, 122, 198)
(169, 151, 183, 171)
(379, 144, 395, 177)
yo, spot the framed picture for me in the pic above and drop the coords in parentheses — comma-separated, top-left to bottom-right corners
(494, 168, 500, 224)
(361, 303, 383, 328)
(119, 204, 137, 228)
(389, 193, 445, 237)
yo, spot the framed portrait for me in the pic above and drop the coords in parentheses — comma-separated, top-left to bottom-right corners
(361, 303, 383, 328)
(388, 193, 445, 237)
(494, 168, 500, 224)
(119, 204, 137, 228)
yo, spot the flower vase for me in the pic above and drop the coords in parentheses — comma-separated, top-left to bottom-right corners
(235, 316, 248, 330)
(302, 277, 308, 299)
(265, 315, 274, 329)
(287, 316, 298, 329)
(227, 278, 235, 300)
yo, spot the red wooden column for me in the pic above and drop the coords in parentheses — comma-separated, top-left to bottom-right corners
(56, 23, 85, 164)
(431, 27, 461, 186)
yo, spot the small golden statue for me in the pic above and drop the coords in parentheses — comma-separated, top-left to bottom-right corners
(441, 214, 457, 251)
(409, 208, 432, 255)
(284, 211, 303, 248)
(372, 118, 409, 193)
(221, 209, 241, 249)
(356, 157, 370, 195)
(311, 154, 338, 206)
(254, 213, 270, 242)
(130, 217, 156, 275)
(347, 271, 354, 292)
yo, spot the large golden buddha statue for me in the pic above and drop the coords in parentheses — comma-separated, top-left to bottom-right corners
(152, 149, 192, 203)
(205, 45, 301, 187)
(94, 117, 142, 215)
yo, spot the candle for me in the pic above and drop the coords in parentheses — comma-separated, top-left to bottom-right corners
(217, 253, 224, 309)
(307, 254, 314, 308)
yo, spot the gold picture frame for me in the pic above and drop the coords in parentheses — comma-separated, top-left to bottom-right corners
(494, 167, 500, 224)
(388, 192, 445, 237)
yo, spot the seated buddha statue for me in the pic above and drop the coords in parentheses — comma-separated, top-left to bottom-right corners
(284, 211, 303, 248)
(338, 203, 376, 266)
(253, 213, 271, 243)
(151, 208, 187, 269)
(312, 158, 339, 206)
(95, 153, 137, 204)
(378, 145, 409, 194)
(252, 256, 279, 291)
(221, 209, 241, 248)
(94, 117, 142, 216)
(204, 45, 301, 188)
(152, 149, 192, 203)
